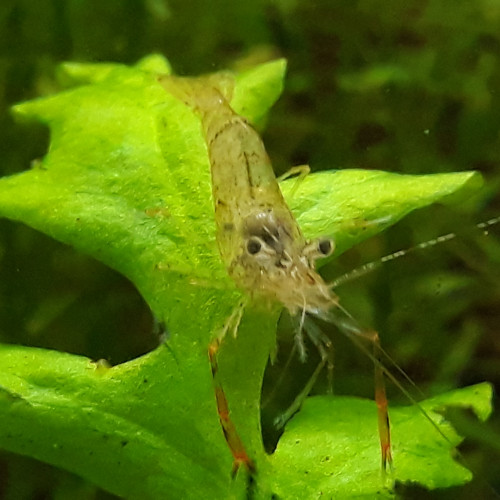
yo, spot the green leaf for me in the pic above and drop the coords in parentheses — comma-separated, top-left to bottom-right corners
(0, 344, 234, 499)
(0, 54, 283, 500)
(0, 55, 491, 498)
(232, 58, 287, 128)
(281, 169, 483, 257)
(272, 383, 493, 499)
(0, 310, 278, 499)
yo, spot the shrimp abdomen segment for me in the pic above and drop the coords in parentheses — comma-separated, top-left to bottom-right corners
(159, 75, 285, 208)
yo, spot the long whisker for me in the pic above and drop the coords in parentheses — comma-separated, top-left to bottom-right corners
(331, 216, 500, 289)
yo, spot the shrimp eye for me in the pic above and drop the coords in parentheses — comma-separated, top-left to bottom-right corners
(318, 238, 334, 256)
(246, 237, 262, 255)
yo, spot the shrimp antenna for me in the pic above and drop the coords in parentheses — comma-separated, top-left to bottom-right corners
(331, 215, 500, 289)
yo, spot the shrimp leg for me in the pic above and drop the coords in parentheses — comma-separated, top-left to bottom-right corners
(371, 330, 393, 472)
(323, 306, 393, 472)
(273, 318, 334, 429)
(208, 336, 256, 477)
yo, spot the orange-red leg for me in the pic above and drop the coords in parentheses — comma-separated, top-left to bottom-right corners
(208, 338, 255, 477)
(371, 331, 392, 472)
(325, 306, 393, 472)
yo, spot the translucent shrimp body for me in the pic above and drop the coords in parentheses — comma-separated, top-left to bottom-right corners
(159, 74, 335, 316)
(159, 72, 392, 476)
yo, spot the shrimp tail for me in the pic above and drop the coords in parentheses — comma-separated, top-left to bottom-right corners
(158, 72, 235, 113)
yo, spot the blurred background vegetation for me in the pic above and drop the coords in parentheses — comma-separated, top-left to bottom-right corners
(0, 0, 499, 498)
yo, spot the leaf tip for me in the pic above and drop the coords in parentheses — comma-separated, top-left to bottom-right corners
(135, 53, 172, 75)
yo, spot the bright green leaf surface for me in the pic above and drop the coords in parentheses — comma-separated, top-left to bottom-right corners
(0, 55, 491, 498)
(273, 383, 493, 499)
(0, 54, 286, 500)
(281, 169, 482, 257)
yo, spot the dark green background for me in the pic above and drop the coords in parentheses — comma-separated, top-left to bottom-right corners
(0, 1, 499, 498)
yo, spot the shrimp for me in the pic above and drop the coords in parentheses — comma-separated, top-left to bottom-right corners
(159, 72, 392, 476)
